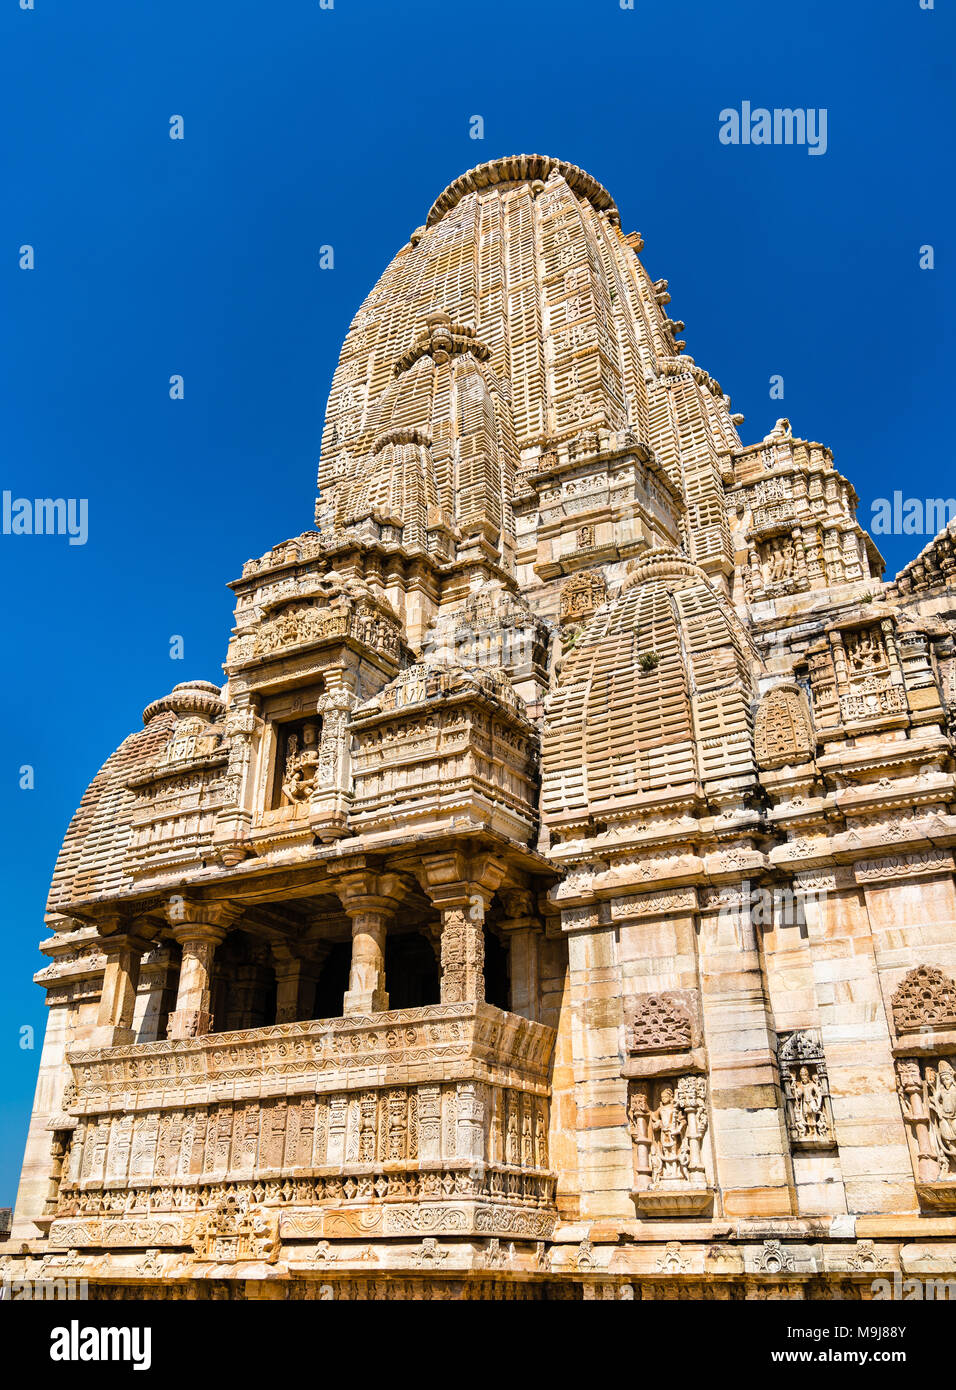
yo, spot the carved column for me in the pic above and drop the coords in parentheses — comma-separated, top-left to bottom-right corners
(92, 925, 152, 1047)
(436, 901, 487, 1004)
(272, 944, 323, 1025)
(310, 689, 358, 843)
(333, 868, 412, 1016)
(165, 903, 239, 1039)
(168, 928, 226, 1038)
(212, 695, 262, 866)
(343, 906, 391, 1013)
(224, 956, 265, 1030)
(417, 851, 507, 1006)
(627, 1092, 652, 1185)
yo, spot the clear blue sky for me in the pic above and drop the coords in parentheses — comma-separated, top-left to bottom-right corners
(0, 0, 952, 1207)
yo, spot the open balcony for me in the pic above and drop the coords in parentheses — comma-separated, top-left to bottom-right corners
(48, 1002, 557, 1258)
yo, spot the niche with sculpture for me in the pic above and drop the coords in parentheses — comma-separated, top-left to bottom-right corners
(743, 530, 807, 600)
(276, 720, 321, 807)
(891, 965, 956, 1208)
(622, 990, 714, 1215)
(778, 1031, 835, 1150)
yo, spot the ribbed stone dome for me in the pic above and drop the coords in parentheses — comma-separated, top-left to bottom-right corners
(541, 550, 758, 822)
(142, 680, 225, 725)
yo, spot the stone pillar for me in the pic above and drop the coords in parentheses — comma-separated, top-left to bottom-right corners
(438, 900, 487, 1005)
(343, 905, 391, 1014)
(417, 850, 507, 1006)
(168, 926, 227, 1039)
(224, 959, 263, 1031)
(212, 694, 262, 866)
(272, 945, 322, 1025)
(333, 868, 412, 1016)
(92, 930, 151, 1047)
(499, 889, 540, 1021)
(164, 901, 240, 1039)
(309, 689, 358, 843)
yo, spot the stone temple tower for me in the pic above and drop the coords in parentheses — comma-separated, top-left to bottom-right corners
(8, 154, 956, 1299)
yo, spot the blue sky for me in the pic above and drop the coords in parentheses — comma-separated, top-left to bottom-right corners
(0, 0, 952, 1206)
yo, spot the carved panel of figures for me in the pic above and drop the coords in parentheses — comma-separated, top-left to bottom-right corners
(57, 1072, 553, 1216)
(754, 685, 814, 771)
(896, 1056, 956, 1206)
(744, 533, 805, 599)
(627, 1075, 713, 1215)
(844, 626, 888, 675)
(559, 569, 607, 623)
(892, 965, 956, 1036)
(778, 1031, 835, 1149)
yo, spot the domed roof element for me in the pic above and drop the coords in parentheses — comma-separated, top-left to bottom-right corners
(142, 680, 224, 726)
(542, 550, 758, 821)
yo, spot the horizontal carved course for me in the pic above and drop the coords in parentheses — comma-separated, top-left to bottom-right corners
(61, 1084, 551, 1192)
(49, 1196, 558, 1254)
(55, 1005, 557, 1251)
(67, 1004, 556, 1112)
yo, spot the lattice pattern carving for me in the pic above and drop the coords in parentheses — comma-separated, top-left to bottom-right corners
(892, 966, 956, 1035)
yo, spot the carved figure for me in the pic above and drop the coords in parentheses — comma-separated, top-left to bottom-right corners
(792, 1065, 829, 1140)
(929, 1059, 956, 1175)
(281, 722, 320, 804)
(649, 1086, 687, 1183)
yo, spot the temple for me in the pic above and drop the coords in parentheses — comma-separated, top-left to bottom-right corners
(7, 154, 956, 1299)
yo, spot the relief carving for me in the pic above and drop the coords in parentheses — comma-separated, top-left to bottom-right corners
(754, 685, 814, 770)
(281, 723, 320, 804)
(845, 627, 888, 674)
(559, 569, 607, 623)
(897, 1056, 956, 1205)
(188, 1195, 279, 1264)
(778, 1031, 835, 1149)
(625, 992, 697, 1055)
(892, 965, 956, 1035)
(628, 1075, 713, 1215)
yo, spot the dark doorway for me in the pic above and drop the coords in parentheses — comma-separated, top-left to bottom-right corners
(483, 925, 510, 1012)
(385, 932, 440, 1009)
(313, 941, 351, 1019)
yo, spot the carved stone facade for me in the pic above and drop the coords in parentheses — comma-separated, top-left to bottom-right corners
(8, 154, 956, 1298)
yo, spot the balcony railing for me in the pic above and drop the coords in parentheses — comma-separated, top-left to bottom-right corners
(49, 1003, 558, 1255)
